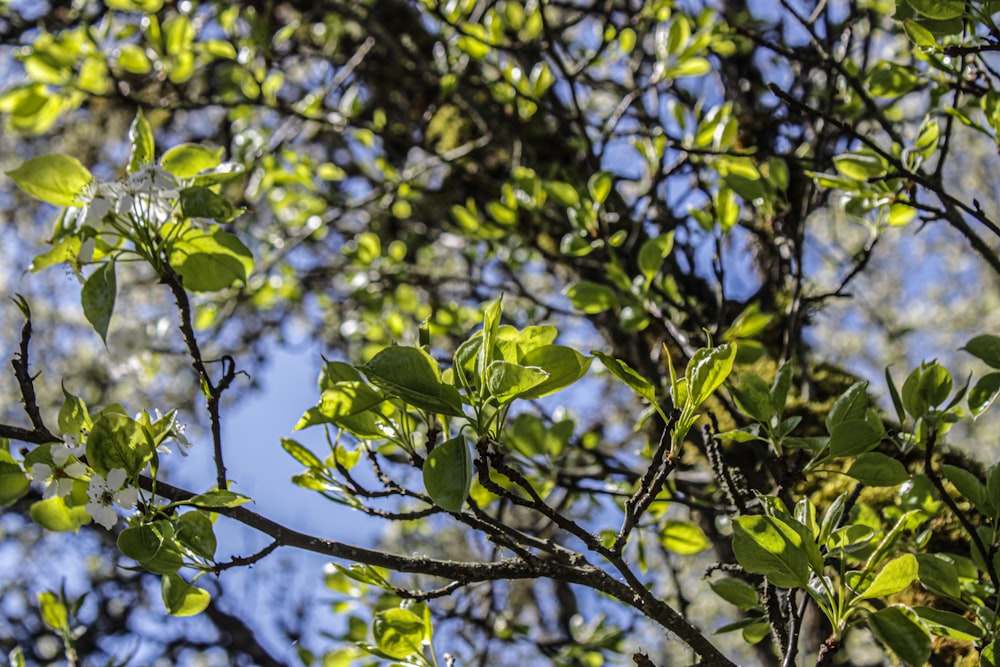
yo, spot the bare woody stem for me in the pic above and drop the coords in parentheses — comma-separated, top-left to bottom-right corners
(161, 269, 234, 490)
(139, 475, 737, 667)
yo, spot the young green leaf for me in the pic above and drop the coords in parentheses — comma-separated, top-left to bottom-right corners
(846, 452, 908, 487)
(827, 416, 882, 457)
(82, 261, 117, 345)
(176, 510, 217, 560)
(969, 372, 1000, 417)
(37, 592, 70, 633)
(86, 412, 154, 477)
(587, 171, 613, 205)
(866, 605, 931, 667)
(372, 608, 427, 660)
(660, 519, 710, 555)
(58, 382, 90, 435)
(485, 360, 549, 404)
(825, 381, 869, 433)
(859, 554, 918, 599)
(515, 345, 592, 399)
(638, 232, 675, 283)
(29, 496, 89, 532)
(686, 343, 736, 408)
(187, 490, 251, 509)
(161, 573, 211, 616)
(128, 108, 155, 172)
(160, 143, 224, 178)
(422, 436, 472, 512)
(732, 515, 813, 589)
(565, 280, 618, 314)
(592, 351, 656, 403)
(729, 374, 774, 423)
(0, 462, 30, 506)
(6, 154, 94, 206)
(965, 334, 1000, 368)
(709, 577, 760, 611)
(360, 346, 464, 416)
(168, 225, 253, 292)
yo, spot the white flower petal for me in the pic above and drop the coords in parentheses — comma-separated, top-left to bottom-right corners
(115, 487, 138, 509)
(64, 462, 87, 477)
(106, 468, 127, 489)
(31, 463, 53, 482)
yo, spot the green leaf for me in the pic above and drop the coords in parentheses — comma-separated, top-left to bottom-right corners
(725, 302, 773, 341)
(868, 62, 918, 97)
(941, 464, 988, 517)
(58, 383, 90, 435)
(37, 592, 69, 633)
(516, 345, 592, 399)
(686, 344, 737, 408)
(117, 44, 152, 74)
(118, 523, 166, 562)
(828, 419, 883, 458)
(360, 346, 464, 417)
(638, 232, 675, 282)
(914, 553, 962, 599)
(771, 360, 793, 415)
(86, 412, 154, 477)
(709, 578, 760, 611)
(544, 181, 580, 208)
(422, 436, 472, 512)
(294, 382, 384, 430)
(179, 186, 241, 223)
(565, 280, 617, 314)
(730, 374, 774, 422)
(846, 453, 909, 486)
(160, 144, 224, 178)
(660, 519, 710, 554)
(587, 171, 613, 205)
(965, 335, 1000, 368)
(161, 573, 211, 616)
(128, 109, 155, 172)
(6, 154, 93, 206)
(167, 224, 253, 292)
(826, 381, 870, 432)
(479, 295, 504, 391)
(282, 437, 324, 468)
(106, 0, 164, 10)
(867, 605, 931, 667)
(592, 351, 656, 403)
(372, 608, 427, 660)
(833, 151, 888, 181)
(901, 362, 953, 417)
(187, 490, 251, 508)
(970, 373, 1000, 417)
(30, 236, 81, 273)
(81, 261, 117, 345)
(905, 0, 965, 19)
(176, 511, 217, 560)
(902, 19, 937, 46)
(318, 360, 364, 389)
(985, 642, 998, 667)
(0, 462, 29, 506)
(30, 496, 89, 532)
(913, 606, 983, 641)
(860, 554, 918, 599)
(485, 361, 549, 404)
(732, 515, 812, 588)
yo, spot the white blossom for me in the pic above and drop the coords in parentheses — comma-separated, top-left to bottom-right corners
(30, 443, 87, 499)
(85, 468, 138, 530)
(153, 410, 193, 456)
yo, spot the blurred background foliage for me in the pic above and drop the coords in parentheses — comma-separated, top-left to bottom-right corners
(2, 0, 1000, 664)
